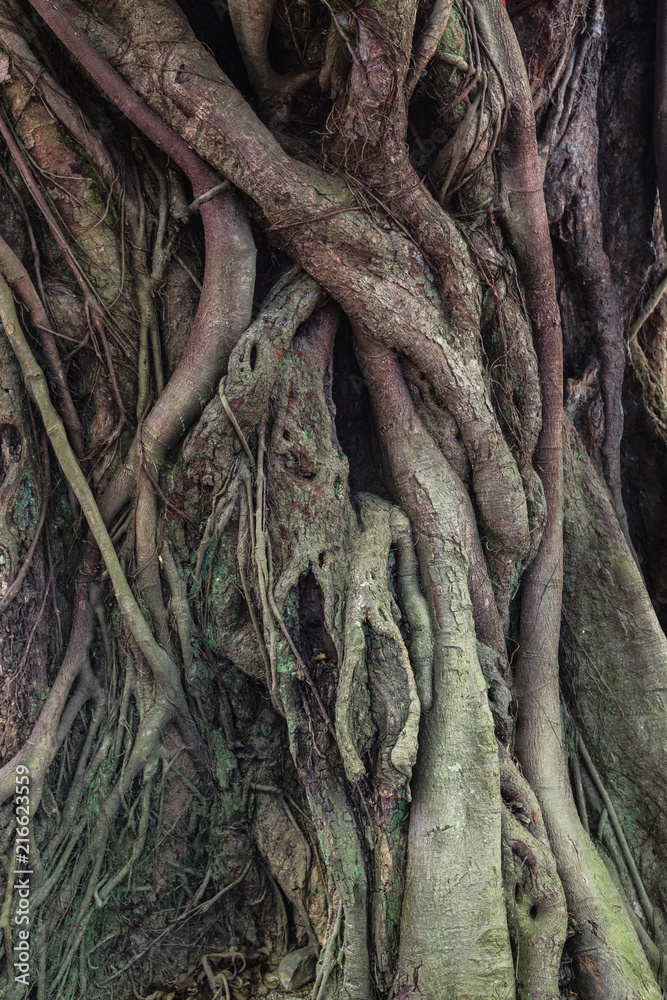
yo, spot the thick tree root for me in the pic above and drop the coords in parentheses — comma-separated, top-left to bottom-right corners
(469, 6, 661, 996)
(407, 0, 456, 98)
(2, 1, 665, 997)
(500, 753, 567, 1000)
(228, 0, 315, 115)
(561, 422, 667, 926)
(543, 1, 632, 550)
(50, 0, 535, 617)
(355, 334, 514, 999)
(190, 300, 428, 993)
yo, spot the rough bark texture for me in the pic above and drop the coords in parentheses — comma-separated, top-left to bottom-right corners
(0, 0, 666, 999)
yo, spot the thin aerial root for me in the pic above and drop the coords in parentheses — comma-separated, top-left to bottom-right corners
(577, 735, 658, 934)
(237, 484, 277, 712)
(96, 759, 158, 905)
(161, 539, 196, 682)
(0, 275, 206, 767)
(569, 750, 589, 835)
(629, 272, 667, 341)
(252, 416, 283, 716)
(106, 859, 252, 983)
(189, 181, 230, 213)
(219, 390, 257, 472)
(0, 234, 84, 456)
(195, 478, 239, 586)
(0, 110, 127, 431)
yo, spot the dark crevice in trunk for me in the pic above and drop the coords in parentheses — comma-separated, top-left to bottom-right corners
(332, 323, 390, 499)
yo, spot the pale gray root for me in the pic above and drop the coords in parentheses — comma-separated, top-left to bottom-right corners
(515, 429, 661, 1000)
(354, 331, 506, 657)
(475, 241, 546, 592)
(470, 5, 661, 996)
(172, 274, 324, 679)
(195, 303, 421, 994)
(263, 315, 421, 795)
(578, 769, 667, 990)
(396, 555, 515, 1000)
(354, 334, 514, 1000)
(578, 737, 657, 934)
(390, 509, 434, 712)
(333, 498, 422, 991)
(312, 894, 343, 1000)
(183, 271, 325, 496)
(252, 309, 373, 997)
(406, 0, 455, 98)
(227, 0, 314, 114)
(476, 644, 512, 746)
(500, 753, 567, 1000)
(561, 421, 667, 930)
(281, 674, 371, 1000)
(335, 496, 421, 786)
(253, 305, 434, 991)
(401, 357, 471, 486)
(251, 788, 326, 946)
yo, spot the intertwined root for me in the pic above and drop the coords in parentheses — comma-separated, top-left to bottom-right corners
(2, 0, 666, 997)
(335, 498, 421, 787)
(227, 0, 316, 115)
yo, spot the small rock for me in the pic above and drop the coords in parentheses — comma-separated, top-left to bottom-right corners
(277, 945, 318, 991)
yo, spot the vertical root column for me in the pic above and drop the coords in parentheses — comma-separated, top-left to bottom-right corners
(355, 332, 514, 999)
(280, 676, 371, 1000)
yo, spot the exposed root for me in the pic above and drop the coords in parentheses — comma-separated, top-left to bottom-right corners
(542, 0, 633, 550)
(500, 752, 567, 1000)
(53, 0, 534, 613)
(561, 422, 667, 938)
(354, 332, 513, 997)
(0, 109, 128, 434)
(390, 509, 434, 712)
(406, 0, 455, 98)
(312, 893, 343, 1000)
(1, 1, 664, 997)
(228, 0, 315, 115)
(0, 234, 84, 457)
(354, 330, 506, 656)
(577, 735, 659, 937)
(160, 539, 196, 682)
(0, 276, 207, 766)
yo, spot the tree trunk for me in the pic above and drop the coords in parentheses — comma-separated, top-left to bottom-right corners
(0, 0, 666, 998)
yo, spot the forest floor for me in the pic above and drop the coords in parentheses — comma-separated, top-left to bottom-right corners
(140, 947, 314, 1000)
